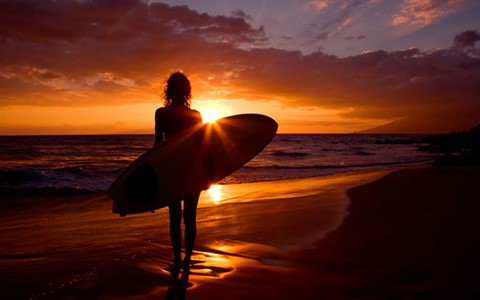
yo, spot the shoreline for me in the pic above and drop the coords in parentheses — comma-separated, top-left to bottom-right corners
(2, 166, 479, 299)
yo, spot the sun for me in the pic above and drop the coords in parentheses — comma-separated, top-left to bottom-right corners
(202, 109, 220, 123)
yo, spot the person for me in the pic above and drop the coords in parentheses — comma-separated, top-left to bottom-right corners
(154, 72, 203, 280)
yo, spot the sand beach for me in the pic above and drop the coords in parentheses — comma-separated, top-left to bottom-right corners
(1, 166, 479, 299)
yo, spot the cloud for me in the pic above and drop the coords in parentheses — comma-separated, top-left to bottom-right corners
(302, 0, 378, 46)
(306, 0, 333, 11)
(392, 0, 462, 27)
(454, 30, 480, 48)
(345, 34, 367, 40)
(231, 9, 252, 21)
(315, 32, 330, 41)
(202, 44, 480, 131)
(0, 0, 266, 105)
(0, 0, 479, 132)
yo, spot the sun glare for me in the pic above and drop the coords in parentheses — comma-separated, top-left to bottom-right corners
(207, 184, 223, 204)
(202, 109, 220, 123)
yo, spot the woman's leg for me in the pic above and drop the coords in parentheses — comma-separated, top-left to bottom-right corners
(168, 200, 182, 267)
(183, 191, 200, 268)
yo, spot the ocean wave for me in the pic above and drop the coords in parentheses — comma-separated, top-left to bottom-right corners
(0, 168, 112, 195)
(270, 150, 310, 157)
(243, 159, 433, 170)
(0, 186, 98, 196)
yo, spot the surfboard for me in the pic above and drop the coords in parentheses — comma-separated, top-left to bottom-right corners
(108, 114, 278, 216)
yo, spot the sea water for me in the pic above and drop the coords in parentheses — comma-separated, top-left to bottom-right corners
(0, 134, 439, 195)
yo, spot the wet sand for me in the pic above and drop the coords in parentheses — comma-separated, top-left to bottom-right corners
(1, 167, 479, 299)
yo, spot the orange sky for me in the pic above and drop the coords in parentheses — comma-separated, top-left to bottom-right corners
(1, 0, 479, 134)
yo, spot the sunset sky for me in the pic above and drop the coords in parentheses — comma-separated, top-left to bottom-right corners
(1, 0, 479, 134)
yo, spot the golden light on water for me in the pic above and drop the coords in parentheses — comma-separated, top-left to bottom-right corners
(207, 184, 223, 204)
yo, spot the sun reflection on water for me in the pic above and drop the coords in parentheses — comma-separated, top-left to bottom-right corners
(207, 184, 223, 204)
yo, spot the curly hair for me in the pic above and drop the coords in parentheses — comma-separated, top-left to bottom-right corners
(163, 72, 192, 107)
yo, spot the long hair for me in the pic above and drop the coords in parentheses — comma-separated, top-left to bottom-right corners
(163, 72, 192, 107)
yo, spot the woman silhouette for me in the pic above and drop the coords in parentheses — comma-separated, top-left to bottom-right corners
(155, 72, 203, 279)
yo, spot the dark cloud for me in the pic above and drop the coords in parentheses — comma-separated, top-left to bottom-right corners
(0, 0, 266, 105)
(454, 30, 480, 50)
(231, 9, 252, 21)
(281, 35, 294, 40)
(316, 32, 329, 41)
(218, 45, 480, 130)
(345, 34, 366, 40)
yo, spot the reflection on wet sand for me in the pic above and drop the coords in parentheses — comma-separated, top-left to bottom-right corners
(206, 184, 223, 205)
(0, 171, 388, 299)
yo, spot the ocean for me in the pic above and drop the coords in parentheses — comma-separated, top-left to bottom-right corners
(0, 134, 439, 196)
